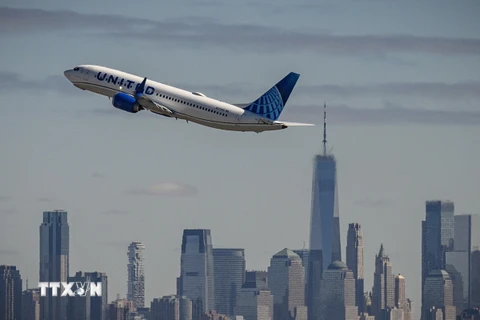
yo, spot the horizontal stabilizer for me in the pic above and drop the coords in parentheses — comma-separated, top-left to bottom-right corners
(275, 121, 315, 127)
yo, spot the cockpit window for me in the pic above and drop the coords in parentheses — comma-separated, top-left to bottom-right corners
(73, 67, 80, 71)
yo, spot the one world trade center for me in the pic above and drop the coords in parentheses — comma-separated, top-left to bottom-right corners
(307, 103, 341, 320)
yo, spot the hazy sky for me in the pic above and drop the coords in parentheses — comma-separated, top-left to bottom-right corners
(1, 0, 479, 316)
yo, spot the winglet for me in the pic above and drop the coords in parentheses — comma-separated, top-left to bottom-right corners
(135, 78, 147, 95)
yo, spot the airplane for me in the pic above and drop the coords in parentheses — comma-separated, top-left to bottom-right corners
(63, 65, 314, 133)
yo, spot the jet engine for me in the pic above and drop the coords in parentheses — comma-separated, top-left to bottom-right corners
(112, 92, 143, 113)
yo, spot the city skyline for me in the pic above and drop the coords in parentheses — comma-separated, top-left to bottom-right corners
(1, 1, 479, 319)
(1, 206, 479, 319)
(2, 201, 479, 318)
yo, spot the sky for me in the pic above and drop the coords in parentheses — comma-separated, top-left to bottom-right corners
(1, 0, 479, 316)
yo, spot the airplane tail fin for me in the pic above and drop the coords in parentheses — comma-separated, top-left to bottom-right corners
(241, 72, 300, 121)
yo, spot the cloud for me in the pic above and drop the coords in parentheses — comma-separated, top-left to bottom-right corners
(171, 81, 480, 103)
(280, 103, 480, 126)
(0, 68, 478, 125)
(0, 249, 18, 255)
(0, 208, 17, 215)
(0, 195, 11, 202)
(1, 7, 479, 56)
(299, 82, 480, 101)
(38, 197, 54, 202)
(3, 68, 480, 106)
(101, 209, 131, 215)
(0, 7, 151, 33)
(0, 72, 76, 94)
(127, 182, 198, 197)
(96, 241, 128, 248)
(91, 172, 105, 179)
(353, 198, 392, 207)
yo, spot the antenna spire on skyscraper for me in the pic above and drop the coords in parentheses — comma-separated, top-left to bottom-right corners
(322, 102, 327, 155)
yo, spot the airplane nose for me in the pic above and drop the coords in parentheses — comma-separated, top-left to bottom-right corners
(64, 69, 73, 80)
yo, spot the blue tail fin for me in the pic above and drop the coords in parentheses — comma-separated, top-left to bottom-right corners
(242, 72, 300, 120)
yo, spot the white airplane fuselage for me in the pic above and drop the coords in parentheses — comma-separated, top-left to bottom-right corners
(64, 65, 312, 132)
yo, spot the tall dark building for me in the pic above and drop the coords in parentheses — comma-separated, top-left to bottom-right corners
(346, 223, 364, 314)
(308, 104, 341, 320)
(422, 270, 456, 320)
(472, 251, 480, 308)
(39, 210, 69, 320)
(244, 270, 268, 290)
(421, 200, 454, 319)
(0, 265, 23, 320)
(22, 288, 40, 320)
(449, 214, 480, 307)
(180, 229, 215, 313)
(213, 248, 245, 317)
(306, 250, 322, 320)
(151, 295, 180, 320)
(67, 271, 108, 320)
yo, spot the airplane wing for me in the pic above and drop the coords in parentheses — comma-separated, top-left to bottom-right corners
(274, 121, 315, 127)
(137, 94, 174, 116)
(130, 77, 175, 117)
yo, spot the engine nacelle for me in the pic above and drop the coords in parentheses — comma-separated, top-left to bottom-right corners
(112, 93, 142, 113)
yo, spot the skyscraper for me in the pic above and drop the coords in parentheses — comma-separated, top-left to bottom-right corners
(236, 272, 273, 320)
(67, 271, 108, 320)
(371, 244, 395, 317)
(39, 210, 69, 320)
(127, 241, 146, 309)
(180, 229, 215, 313)
(150, 295, 188, 320)
(319, 261, 357, 320)
(422, 200, 455, 318)
(0, 265, 22, 320)
(395, 274, 412, 320)
(445, 265, 464, 317)
(244, 271, 268, 290)
(308, 104, 341, 320)
(473, 250, 480, 308)
(379, 307, 404, 320)
(292, 249, 309, 287)
(394, 275, 405, 310)
(267, 249, 306, 320)
(213, 248, 246, 317)
(422, 270, 456, 320)
(22, 288, 41, 320)
(106, 299, 131, 320)
(346, 223, 364, 314)
(450, 214, 480, 307)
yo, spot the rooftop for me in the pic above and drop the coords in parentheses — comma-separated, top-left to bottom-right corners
(273, 248, 300, 260)
(327, 261, 348, 270)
